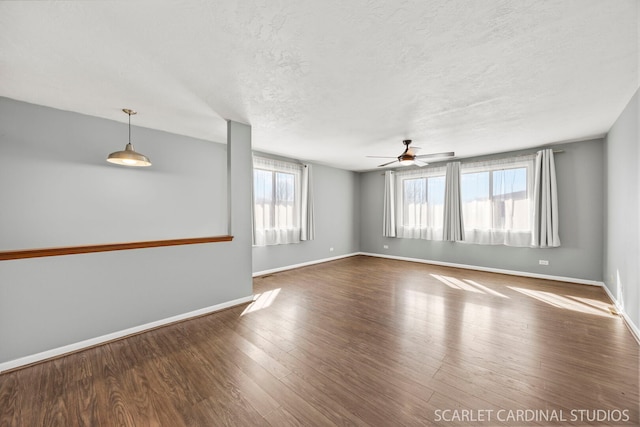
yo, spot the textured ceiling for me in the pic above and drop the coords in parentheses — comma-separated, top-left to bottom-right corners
(0, 1, 637, 171)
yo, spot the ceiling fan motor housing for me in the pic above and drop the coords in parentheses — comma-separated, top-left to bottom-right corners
(400, 139, 414, 161)
(399, 153, 415, 161)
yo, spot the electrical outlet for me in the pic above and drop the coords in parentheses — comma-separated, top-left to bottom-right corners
(383, 245, 389, 249)
(329, 247, 334, 252)
(539, 260, 549, 265)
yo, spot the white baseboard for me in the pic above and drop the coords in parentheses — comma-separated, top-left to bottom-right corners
(600, 282, 625, 314)
(600, 284, 640, 345)
(0, 295, 254, 373)
(358, 252, 604, 286)
(253, 252, 360, 277)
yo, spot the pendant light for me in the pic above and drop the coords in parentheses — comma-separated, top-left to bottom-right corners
(107, 109, 152, 167)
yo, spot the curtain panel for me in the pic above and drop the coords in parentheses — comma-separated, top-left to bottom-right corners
(443, 161, 464, 241)
(300, 164, 315, 241)
(532, 149, 561, 247)
(383, 171, 396, 237)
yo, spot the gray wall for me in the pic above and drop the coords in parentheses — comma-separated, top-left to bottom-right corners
(2, 95, 632, 365)
(604, 88, 639, 330)
(252, 162, 360, 273)
(0, 98, 228, 250)
(359, 139, 605, 282)
(0, 99, 253, 364)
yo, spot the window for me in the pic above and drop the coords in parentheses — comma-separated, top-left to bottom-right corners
(254, 169, 297, 230)
(253, 157, 302, 246)
(460, 156, 534, 246)
(395, 168, 446, 240)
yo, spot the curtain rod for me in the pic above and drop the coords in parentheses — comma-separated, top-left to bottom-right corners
(378, 149, 564, 174)
(508, 149, 564, 159)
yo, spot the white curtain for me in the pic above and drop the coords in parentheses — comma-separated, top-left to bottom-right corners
(300, 164, 315, 241)
(383, 171, 396, 237)
(395, 167, 445, 240)
(253, 156, 302, 246)
(461, 155, 534, 246)
(532, 149, 561, 247)
(443, 161, 464, 241)
(251, 165, 256, 245)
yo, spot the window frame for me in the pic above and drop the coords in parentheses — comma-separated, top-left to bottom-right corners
(252, 156, 303, 246)
(394, 166, 447, 240)
(460, 156, 535, 246)
(253, 168, 298, 230)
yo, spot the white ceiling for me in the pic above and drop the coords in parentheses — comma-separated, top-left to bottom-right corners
(0, 1, 637, 171)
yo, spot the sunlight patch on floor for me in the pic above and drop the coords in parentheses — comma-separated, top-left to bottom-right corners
(463, 279, 509, 298)
(431, 274, 480, 293)
(430, 274, 509, 298)
(565, 295, 613, 312)
(242, 288, 281, 315)
(509, 287, 615, 317)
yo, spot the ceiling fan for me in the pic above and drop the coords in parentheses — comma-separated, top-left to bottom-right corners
(367, 139, 455, 167)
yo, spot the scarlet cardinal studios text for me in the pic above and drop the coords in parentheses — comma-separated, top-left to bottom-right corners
(433, 408, 631, 423)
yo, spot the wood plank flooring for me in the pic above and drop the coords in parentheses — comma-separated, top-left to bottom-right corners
(1, 255, 638, 426)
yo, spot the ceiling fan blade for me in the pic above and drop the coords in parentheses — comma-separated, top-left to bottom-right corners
(366, 155, 396, 159)
(415, 151, 455, 160)
(414, 160, 429, 167)
(377, 160, 398, 167)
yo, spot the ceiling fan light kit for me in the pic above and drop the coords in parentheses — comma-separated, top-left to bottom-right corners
(107, 108, 152, 167)
(367, 139, 455, 168)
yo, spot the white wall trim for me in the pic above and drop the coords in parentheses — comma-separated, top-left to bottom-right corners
(599, 282, 625, 313)
(358, 252, 604, 286)
(0, 295, 254, 373)
(600, 283, 640, 345)
(253, 252, 360, 277)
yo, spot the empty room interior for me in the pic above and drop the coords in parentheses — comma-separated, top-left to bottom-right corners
(0, 1, 639, 426)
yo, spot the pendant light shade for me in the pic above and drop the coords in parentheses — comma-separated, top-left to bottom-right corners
(107, 109, 151, 167)
(107, 142, 151, 166)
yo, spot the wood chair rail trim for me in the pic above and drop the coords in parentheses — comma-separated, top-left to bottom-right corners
(0, 235, 234, 261)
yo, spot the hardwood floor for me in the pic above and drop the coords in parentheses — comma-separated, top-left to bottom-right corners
(1, 255, 638, 426)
